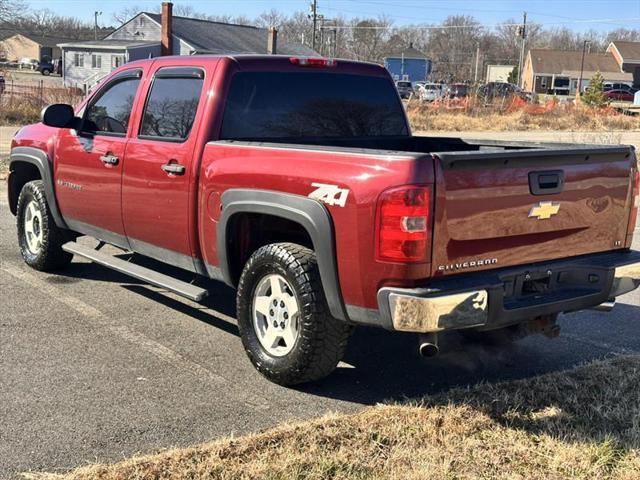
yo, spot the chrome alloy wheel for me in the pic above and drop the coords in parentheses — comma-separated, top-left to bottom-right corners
(23, 199, 44, 255)
(252, 274, 301, 357)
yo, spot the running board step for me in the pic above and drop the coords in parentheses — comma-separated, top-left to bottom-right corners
(62, 242, 208, 302)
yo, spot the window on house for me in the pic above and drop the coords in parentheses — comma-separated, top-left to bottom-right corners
(111, 55, 125, 69)
(73, 53, 84, 67)
(139, 68, 204, 141)
(91, 54, 102, 69)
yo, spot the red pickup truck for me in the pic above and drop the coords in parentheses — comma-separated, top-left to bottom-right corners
(7, 55, 640, 385)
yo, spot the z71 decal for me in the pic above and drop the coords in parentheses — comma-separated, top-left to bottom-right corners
(308, 183, 350, 208)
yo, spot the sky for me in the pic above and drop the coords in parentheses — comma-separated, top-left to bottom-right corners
(21, 0, 640, 33)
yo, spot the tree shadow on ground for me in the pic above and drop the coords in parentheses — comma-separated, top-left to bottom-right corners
(413, 353, 640, 458)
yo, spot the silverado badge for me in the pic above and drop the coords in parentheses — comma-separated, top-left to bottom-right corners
(529, 201, 560, 220)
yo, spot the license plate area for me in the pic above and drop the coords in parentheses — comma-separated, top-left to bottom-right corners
(501, 266, 609, 310)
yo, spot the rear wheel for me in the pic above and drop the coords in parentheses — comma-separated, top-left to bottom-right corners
(16, 180, 72, 271)
(236, 243, 352, 386)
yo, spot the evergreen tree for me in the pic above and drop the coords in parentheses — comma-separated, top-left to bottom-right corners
(507, 66, 519, 84)
(581, 71, 608, 108)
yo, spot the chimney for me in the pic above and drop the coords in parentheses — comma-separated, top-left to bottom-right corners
(161, 2, 173, 56)
(267, 27, 278, 55)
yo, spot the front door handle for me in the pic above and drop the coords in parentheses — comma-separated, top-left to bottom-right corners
(161, 162, 186, 176)
(99, 154, 119, 166)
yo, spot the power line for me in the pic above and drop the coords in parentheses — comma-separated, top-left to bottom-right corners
(319, 17, 640, 30)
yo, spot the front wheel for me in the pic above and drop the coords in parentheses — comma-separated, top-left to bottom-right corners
(236, 243, 351, 386)
(16, 180, 72, 271)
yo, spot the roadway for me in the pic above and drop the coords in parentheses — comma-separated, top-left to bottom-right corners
(1, 174, 639, 478)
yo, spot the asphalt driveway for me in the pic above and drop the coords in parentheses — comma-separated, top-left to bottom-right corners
(1, 183, 639, 478)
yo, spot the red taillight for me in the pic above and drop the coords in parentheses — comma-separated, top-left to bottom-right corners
(289, 57, 337, 68)
(376, 186, 431, 263)
(627, 169, 640, 244)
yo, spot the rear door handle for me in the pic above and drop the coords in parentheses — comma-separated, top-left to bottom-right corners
(99, 154, 119, 166)
(161, 162, 186, 175)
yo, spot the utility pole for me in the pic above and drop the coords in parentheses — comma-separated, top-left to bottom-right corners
(309, 0, 318, 52)
(577, 40, 590, 98)
(318, 14, 325, 55)
(94, 11, 102, 41)
(320, 19, 336, 57)
(517, 11, 527, 87)
(332, 28, 337, 57)
(474, 43, 480, 83)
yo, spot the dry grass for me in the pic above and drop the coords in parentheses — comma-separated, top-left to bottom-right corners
(0, 99, 41, 125)
(0, 87, 83, 126)
(35, 355, 640, 480)
(406, 98, 640, 132)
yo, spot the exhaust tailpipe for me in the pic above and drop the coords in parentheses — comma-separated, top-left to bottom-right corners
(418, 333, 439, 357)
(591, 300, 616, 312)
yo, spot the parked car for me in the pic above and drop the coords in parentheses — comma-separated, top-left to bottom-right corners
(478, 82, 532, 102)
(395, 80, 414, 99)
(446, 83, 470, 99)
(604, 82, 636, 94)
(18, 58, 39, 70)
(7, 55, 640, 385)
(417, 82, 444, 102)
(38, 59, 61, 76)
(605, 89, 635, 102)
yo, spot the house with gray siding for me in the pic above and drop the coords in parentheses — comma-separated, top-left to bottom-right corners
(58, 2, 314, 89)
(58, 40, 160, 88)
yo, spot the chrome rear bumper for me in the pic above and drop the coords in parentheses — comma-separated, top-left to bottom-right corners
(388, 290, 488, 332)
(377, 255, 640, 334)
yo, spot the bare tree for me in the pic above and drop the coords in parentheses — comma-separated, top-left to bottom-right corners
(111, 6, 143, 25)
(0, 0, 25, 22)
(256, 9, 287, 28)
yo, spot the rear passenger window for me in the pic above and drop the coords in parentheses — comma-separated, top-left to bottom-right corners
(139, 68, 204, 141)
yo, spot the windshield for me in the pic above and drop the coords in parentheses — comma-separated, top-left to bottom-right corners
(397, 82, 412, 88)
(221, 71, 408, 139)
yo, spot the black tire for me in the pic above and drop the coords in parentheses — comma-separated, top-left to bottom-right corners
(41, 69, 51, 76)
(16, 180, 72, 271)
(236, 242, 351, 386)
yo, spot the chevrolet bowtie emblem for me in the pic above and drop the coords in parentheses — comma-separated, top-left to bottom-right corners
(529, 201, 560, 220)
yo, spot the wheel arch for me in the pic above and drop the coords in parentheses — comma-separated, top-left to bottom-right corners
(217, 189, 348, 322)
(8, 146, 67, 229)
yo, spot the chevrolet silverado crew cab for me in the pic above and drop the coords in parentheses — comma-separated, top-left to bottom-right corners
(7, 55, 640, 385)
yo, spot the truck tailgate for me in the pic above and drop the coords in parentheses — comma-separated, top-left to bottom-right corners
(431, 145, 636, 276)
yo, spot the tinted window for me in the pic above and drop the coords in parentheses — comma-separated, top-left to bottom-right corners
(140, 75, 203, 140)
(220, 72, 408, 139)
(84, 77, 140, 135)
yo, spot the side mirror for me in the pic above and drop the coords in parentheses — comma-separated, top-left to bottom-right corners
(41, 104, 79, 129)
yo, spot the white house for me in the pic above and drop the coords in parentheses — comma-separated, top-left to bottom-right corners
(59, 2, 315, 89)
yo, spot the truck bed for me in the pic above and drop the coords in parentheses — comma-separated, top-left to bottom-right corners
(213, 136, 637, 278)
